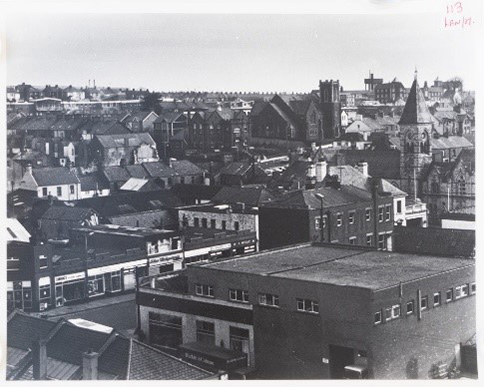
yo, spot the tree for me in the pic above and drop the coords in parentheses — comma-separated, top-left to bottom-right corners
(141, 92, 162, 114)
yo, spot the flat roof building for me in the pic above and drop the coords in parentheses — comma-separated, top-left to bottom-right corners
(137, 243, 475, 379)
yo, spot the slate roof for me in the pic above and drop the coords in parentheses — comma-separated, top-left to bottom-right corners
(341, 149, 401, 180)
(79, 173, 109, 191)
(170, 184, 223, 204)
(219, 161, 252, 176)
(212, 186, 275, 207)
(289, 99, 312, 115)
(7, 312, 57, 351)
(128, 340, 213, 380)
(74, 190, 183, 217)
(153, 111, 186, 124)
(249, 100, 268, 117)
(125, 164, 150, 179)
(399, 79, 434, 125)
(41, 205, 95, 221)
(7, 312, 215, 381)
(102, 166, 131, 183)
(430, 136, 473, 150)
(95, 133, 156, 148)
(31, 167, 80, 186)
(143, 161, 179, 178)
(393, 226, 475, 258)
(262, 185, 372, 210)
(346, 120, 373, 134)
(170, 160, 205, 176)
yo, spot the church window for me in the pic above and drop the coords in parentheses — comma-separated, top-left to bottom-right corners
(431, 181, 439, 194)
(457, 177, 466, 195)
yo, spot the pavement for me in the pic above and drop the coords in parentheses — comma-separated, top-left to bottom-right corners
(33, 293, 138, 336)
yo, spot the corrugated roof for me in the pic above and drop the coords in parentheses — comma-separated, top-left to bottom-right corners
(120, 178, 149, 191)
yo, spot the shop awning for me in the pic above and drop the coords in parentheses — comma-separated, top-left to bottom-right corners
(178, 342, 247, 371)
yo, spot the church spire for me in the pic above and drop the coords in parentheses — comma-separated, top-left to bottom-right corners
(398, 72, 433, 125)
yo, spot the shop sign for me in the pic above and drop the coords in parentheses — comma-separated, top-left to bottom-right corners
(55, 272, 85, 283)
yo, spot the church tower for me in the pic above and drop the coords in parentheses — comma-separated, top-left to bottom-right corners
(399, 71, 433, 198)
(319, 79, 341, 139)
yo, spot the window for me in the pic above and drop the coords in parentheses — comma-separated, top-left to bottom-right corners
(196, 320, 215, 345)
(470, 282, 476, 295)
(396, 200, 402, 214)
(349, 237, 356, 245)
(222, 220, 227, 230)
(57, 186, 62, 196)
(88, 275, 104, 297)
(296, 298, 319, 314)
(39, 255, 48, 269)
(195, 284, 214, 297)
(378, 206, 384, 222)
(446, 288, 453, 302)
(39, 284, 51, 301)
(433, 292, 441, 306)
(259, 293, 279, 307)
(149, 312, 182, 349)
(385, 205, 391, 222)
(194, 217, 200, 227)
(229, 289, 249, 303)
(374, 311, 382, 325)
(365, 208, 371, 222)
(385, 307, 392, 321)
(378, 234, 386, 250)
(201, 218, 208, 228)
(420, 296, 428, 311)
(316, 216, 327, 230)
(392, 304, 401, 318)
(336, 213, 343, 227)
(70, 185, 75, 194)
(349, 211, 355, 224)
(406, 300, 414, 315)
(234, 221, 240, 231)
(230, 327, 250, 353)
(210, 219, 216, 229)
(366, 234, 373, 246)
(42, 187, 48, 196)
(456, 284, 469, 299)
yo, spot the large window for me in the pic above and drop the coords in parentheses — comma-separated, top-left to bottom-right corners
(195, 284, 214, 297)
(385, 205, 391, 222)
(420, 296, 428, 311)
(365, 208, 371, 222)
(87, 275, 105, 297)
(196, 320, 215, 345)
(230, 327, 250, 354)
(366, 234, 373, 246)
(348, 211, 355, 225)
(433, 292, 441, 307)
(229, 289, 249, 303)
(259, 293, 279, 307)
(149, 312, 182, 350)
(378, 206, 384, 222)
(396, 200, 402, 214)
(406, 300, 414, 315)
(374, 311, 382, 325)
(446, 288, 453, 302)
(296, 298, 319, 314)
(57, 186, 62, 196)
(336, 213, 343, 227)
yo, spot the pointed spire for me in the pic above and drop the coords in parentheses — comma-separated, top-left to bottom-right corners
(414, 66, 418, 80)
(399, 72, 433, 125)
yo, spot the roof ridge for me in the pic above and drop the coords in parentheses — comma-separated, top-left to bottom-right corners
(97, 331, 121, 356)
(126, 338, 133, 380)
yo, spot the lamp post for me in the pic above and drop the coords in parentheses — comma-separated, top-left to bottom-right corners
(315, 193, 324, 243)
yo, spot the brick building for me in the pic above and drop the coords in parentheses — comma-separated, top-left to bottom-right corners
(136, 243, 475, 379)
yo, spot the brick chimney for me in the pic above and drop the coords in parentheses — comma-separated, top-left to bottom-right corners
(357, 161, 369, 176)
(32, 339, 48, 380)
(315, 159, 327, 183)
(82, 349, 99, 380)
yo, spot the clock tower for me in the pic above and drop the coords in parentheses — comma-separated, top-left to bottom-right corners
(399, 71, 433, 197)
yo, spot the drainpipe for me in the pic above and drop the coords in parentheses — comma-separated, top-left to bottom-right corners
(372, 179, 379, 248)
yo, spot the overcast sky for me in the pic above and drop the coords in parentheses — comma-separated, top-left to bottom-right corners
(6, 13, 479, 92)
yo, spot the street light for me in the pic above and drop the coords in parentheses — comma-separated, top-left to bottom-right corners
(315, 193, 324, 243)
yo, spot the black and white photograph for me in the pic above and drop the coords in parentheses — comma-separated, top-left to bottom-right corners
(2, 0, 481, 381)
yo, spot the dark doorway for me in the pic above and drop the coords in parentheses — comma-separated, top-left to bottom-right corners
(329, 345, 355, 379)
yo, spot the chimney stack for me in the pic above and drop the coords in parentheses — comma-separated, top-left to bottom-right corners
(26, 163, 33, 175)
(82, 349, 99, 380)
(32, 339, 48, 380)
(357, 161, 369, 177)
(307, 164, 316, 179)
(315, 159, 327, 183)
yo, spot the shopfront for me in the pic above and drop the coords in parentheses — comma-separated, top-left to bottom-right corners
(148, 254, 183, 276)
(54, 272, 86, 307)
(231, 239, 257, 256)
(7, 280, 32, 313)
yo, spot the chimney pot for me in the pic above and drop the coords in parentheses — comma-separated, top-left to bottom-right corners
(32, 339, 48, 380)
(82, 350, 99, 380)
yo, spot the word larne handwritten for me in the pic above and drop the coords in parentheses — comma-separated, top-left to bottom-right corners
(444, 2, 474, 28)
